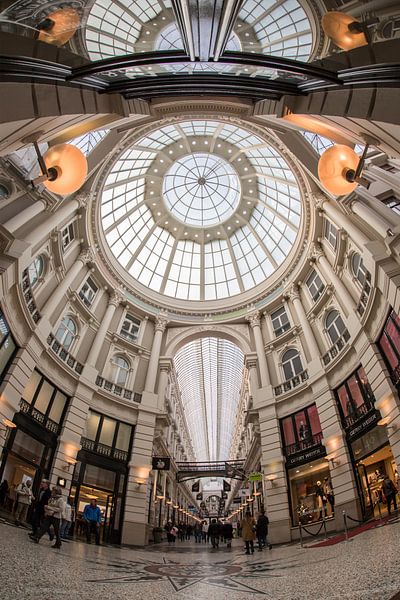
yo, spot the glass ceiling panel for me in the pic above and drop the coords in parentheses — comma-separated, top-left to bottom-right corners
(174, 338, 244, 462)
(100, 119, 303, 302)
(71, 129, 109, 156)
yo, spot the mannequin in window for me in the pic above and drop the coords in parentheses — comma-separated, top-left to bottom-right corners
(346, 399, 357, 422)
(298, 421, 309, 444)
(323, 477, 334, 516)
(315, 481, 327, 520)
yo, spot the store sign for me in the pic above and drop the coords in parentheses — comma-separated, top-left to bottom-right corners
(248, 472, 263, 482)
(286, 444, 326, 468)
(152, 457, 171, 471)
(192, 480, 200, 492)
(196, 493, 203, 501)
(346, 409, 381, 442)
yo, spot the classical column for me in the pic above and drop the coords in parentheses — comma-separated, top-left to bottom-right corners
(246, 311, 270, 387)
(25, 196, 81, 248)
(286, 286, 320, 358)
(2, 198, 48, 234)
(319, 197, 369, 249)
(350, 198, 394, 239)
(157, 358, 171, 411)
(312, 243, 356, 315)
(40, 248, 94, 320)
(245, 353, 259, 403)
(144, 314, 169, 393)
(86, 290, 123, 368)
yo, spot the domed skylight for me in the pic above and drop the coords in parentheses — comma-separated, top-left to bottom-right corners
(99, 120, 302, 302)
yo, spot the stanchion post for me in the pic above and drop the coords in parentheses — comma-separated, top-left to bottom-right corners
(322, 513, 327, 539)
(298, 521, 303, 548)
(377, 499, 383, 522)
(343, 510, 348, 542)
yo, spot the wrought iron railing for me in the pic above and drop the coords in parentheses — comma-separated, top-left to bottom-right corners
(95, 375, 142, 403)
(356, 272, 372, 317)
(284, 431, 324, 456)
(322, 330, 350, 366)
(47, 333, 83, 374)
(21, 269, 41, 323)
(80, 436, 128, 462)
(343, 402, 376, 429)
(19, 398, 59, 434)
(274, 369, 309, 396)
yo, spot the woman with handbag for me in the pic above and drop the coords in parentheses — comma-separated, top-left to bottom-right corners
(241, 510, 256, 554)
(30, 486, 65, 549)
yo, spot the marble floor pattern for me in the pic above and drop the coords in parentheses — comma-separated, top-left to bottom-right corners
(0, 520, 400, 600)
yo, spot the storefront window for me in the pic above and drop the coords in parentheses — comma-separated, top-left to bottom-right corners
(12, 429, 45, 464)
(0, 311, 17, 381)
(378, 310, 400, 386)
(335, 366, 376, 429)
(20, 370, 69, 428)
(84, 463, 116, 491)
(288, 458, 334, 526)
(83, 410, 133, 458)
(280, 403, 323, 456)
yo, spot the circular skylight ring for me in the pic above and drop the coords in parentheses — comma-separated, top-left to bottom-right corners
(162, 153, 241, 227)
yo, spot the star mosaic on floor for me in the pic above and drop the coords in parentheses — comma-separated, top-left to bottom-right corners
(85, 553, 333, 594)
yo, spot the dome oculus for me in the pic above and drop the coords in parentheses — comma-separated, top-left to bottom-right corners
(162, 153, 241, 227)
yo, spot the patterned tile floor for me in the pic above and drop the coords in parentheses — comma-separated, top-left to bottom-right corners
(0, 520, 400, 600)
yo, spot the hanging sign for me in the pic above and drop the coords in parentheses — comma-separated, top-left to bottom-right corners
(152, 457, 171, 471)
(248, 472, 263, 482)
(192, 480, 200, 492)
(223, 480, 231, 492)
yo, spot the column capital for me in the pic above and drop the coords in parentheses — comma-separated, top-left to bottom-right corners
(75, 191, 92, 209)
(308, 241, 325, 264)
(78, 247, 95, 265)
(109, 288, 124, 307)
(155, 313, 169, 333)
(245, 352, 258, 370)
(246, 310, 261, 329)
(159, 357, 173, 373)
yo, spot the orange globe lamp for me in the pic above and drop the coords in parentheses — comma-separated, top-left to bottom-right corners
(38, 8, 80, 47)
(322, 11, 368, 51)
(42, 144, 88, 195)
(318, 145, 360, 196)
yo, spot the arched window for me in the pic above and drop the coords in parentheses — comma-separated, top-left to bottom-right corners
(27, 256, 44, 286)
(282, 349, 303, 380)
(55, 316, 77, 350)
(352, 253, 368, 286)
(326, 310, 347, 344)
(111, 356, 130, 387)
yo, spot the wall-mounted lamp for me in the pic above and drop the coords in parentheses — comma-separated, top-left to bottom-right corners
(134, 479, 145, 489)
(318, 137, 377, 196)
(265, 475, 278, 488)
(30, 141, 87, 196)
(321, 11, 370, 50)
(62, 458, 77, 472)
(1, 418, 17, 432)
(325, 455, 341, 468)
(37, 8, 80, 47)
(378, 417, 398, 433)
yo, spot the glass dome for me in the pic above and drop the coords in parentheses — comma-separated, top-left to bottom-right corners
(99, 119, 303, 302)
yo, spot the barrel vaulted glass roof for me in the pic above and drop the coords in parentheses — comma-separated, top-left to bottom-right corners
(174, 338, 244, 462)
(72, 129, 109, 156)
(99, 119, 302, 302)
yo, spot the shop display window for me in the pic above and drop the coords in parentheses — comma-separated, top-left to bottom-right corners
(21, 369, 69, 429)
(335, 366, 376, 429)
(378, 310, 400, 387)
(0, 311, 17, 381)
(83, 410, 133, 459)
(288, 458, 334, 526)
(280, 403, 323, 456)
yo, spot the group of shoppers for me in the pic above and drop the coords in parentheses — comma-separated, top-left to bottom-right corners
(0, 476, 103, 549)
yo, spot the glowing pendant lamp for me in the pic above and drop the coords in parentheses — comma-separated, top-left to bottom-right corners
(322, 11, 368, 51)
(32, 143, 88, 196)
(37, 8, 80, 47)
(318, 145, 359, 196)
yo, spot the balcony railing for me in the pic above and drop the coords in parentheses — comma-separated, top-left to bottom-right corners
(19, 398, 59, 435)
(80, 436, 128, 462)
(343, 402, 376, 429)
(21, 269, 41, 323)
(47, 333, 83, 374)
(95, 376, 142, 403)
(322, 330, 350, 366)
(285, 431, 324, 457)
(274, 369, 309, 396)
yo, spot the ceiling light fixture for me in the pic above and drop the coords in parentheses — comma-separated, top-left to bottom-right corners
(37, 8, 80, 46)
(31, 142, 87, 195)
(322, 11, 371, 51)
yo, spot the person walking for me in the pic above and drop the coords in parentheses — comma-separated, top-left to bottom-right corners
(83, 498, 102, 545)
(241, 510, 256, 555)
(30, 486, 65, 549)
(222, 520, 233, 548)
(30, 479, 51, 537)
(382, 475, 398, 516)
(194, 521, 202, 543)
(208, 518, 221, 549)
(202, 520, 208, 543)
(14, 478, 34, 526)
(60, 497, 73, 539)
(256, 509, 272, 551)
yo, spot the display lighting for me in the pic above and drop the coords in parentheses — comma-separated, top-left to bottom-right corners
(318, 139, 376, 196)
(30, 142, 88, 196)
(1, 418, 16, 429)
(377, 417, 398, 432)
(321, 11, 368, 51)
(37, 8, 80, 46)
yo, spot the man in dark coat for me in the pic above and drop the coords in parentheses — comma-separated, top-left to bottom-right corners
(256, 509, 272, 551)
(30, 479, 51, 536)
(208, 519, 221, 548)
(222, 520, 233, 548)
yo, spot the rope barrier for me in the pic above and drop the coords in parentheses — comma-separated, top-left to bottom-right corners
(301, 521, 324, 537)
(346, 514, 364, 524)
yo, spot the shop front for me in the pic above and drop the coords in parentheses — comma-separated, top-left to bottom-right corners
(0, 369, 68, 516)
(70, 410, 133, 544)
(280, 403, 333, 526)
(335, 365, 398, 519)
